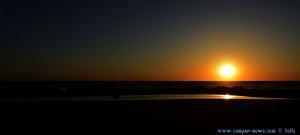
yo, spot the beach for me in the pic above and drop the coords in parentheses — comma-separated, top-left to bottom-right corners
(1, 99, 298, 134)
(0, 81, 299, 134)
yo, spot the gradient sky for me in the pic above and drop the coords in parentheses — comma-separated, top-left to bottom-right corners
(1, 0, 300, 81)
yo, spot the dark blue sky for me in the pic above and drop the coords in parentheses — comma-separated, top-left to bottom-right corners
(1, 0, 300, 80)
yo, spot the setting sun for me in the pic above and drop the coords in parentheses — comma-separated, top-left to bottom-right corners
(219, 64, 236, 80)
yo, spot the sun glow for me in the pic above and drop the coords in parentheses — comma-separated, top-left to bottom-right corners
(219, 64, 236, 80)
(223, 94, 233, 99)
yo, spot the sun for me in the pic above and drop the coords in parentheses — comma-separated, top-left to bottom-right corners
(219, 64, 236, 80)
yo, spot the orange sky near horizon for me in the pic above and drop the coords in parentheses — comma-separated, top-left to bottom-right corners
(1, 0, 300, 81)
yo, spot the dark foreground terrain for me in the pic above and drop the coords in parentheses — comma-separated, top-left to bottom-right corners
(1, 81, 299, 134)
(1, 99, 299, 134)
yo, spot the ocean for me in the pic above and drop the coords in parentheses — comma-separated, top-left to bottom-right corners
(1, 81, 300, 90)
(1, 81, 299, 99)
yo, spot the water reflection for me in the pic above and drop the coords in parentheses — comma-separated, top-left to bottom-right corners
(223, 94, 233, 99)
(0, 94, 292, 102)
(120, 94, 289, 100)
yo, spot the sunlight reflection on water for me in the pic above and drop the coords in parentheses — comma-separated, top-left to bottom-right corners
(0, 94, 292, 102)
(120, 94, 289, 100)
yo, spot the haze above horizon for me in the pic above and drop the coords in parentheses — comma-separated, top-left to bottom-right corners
(1, 0, 300, 81)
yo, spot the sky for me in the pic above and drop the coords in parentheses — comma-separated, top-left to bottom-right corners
(1, 0, 300, 81)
